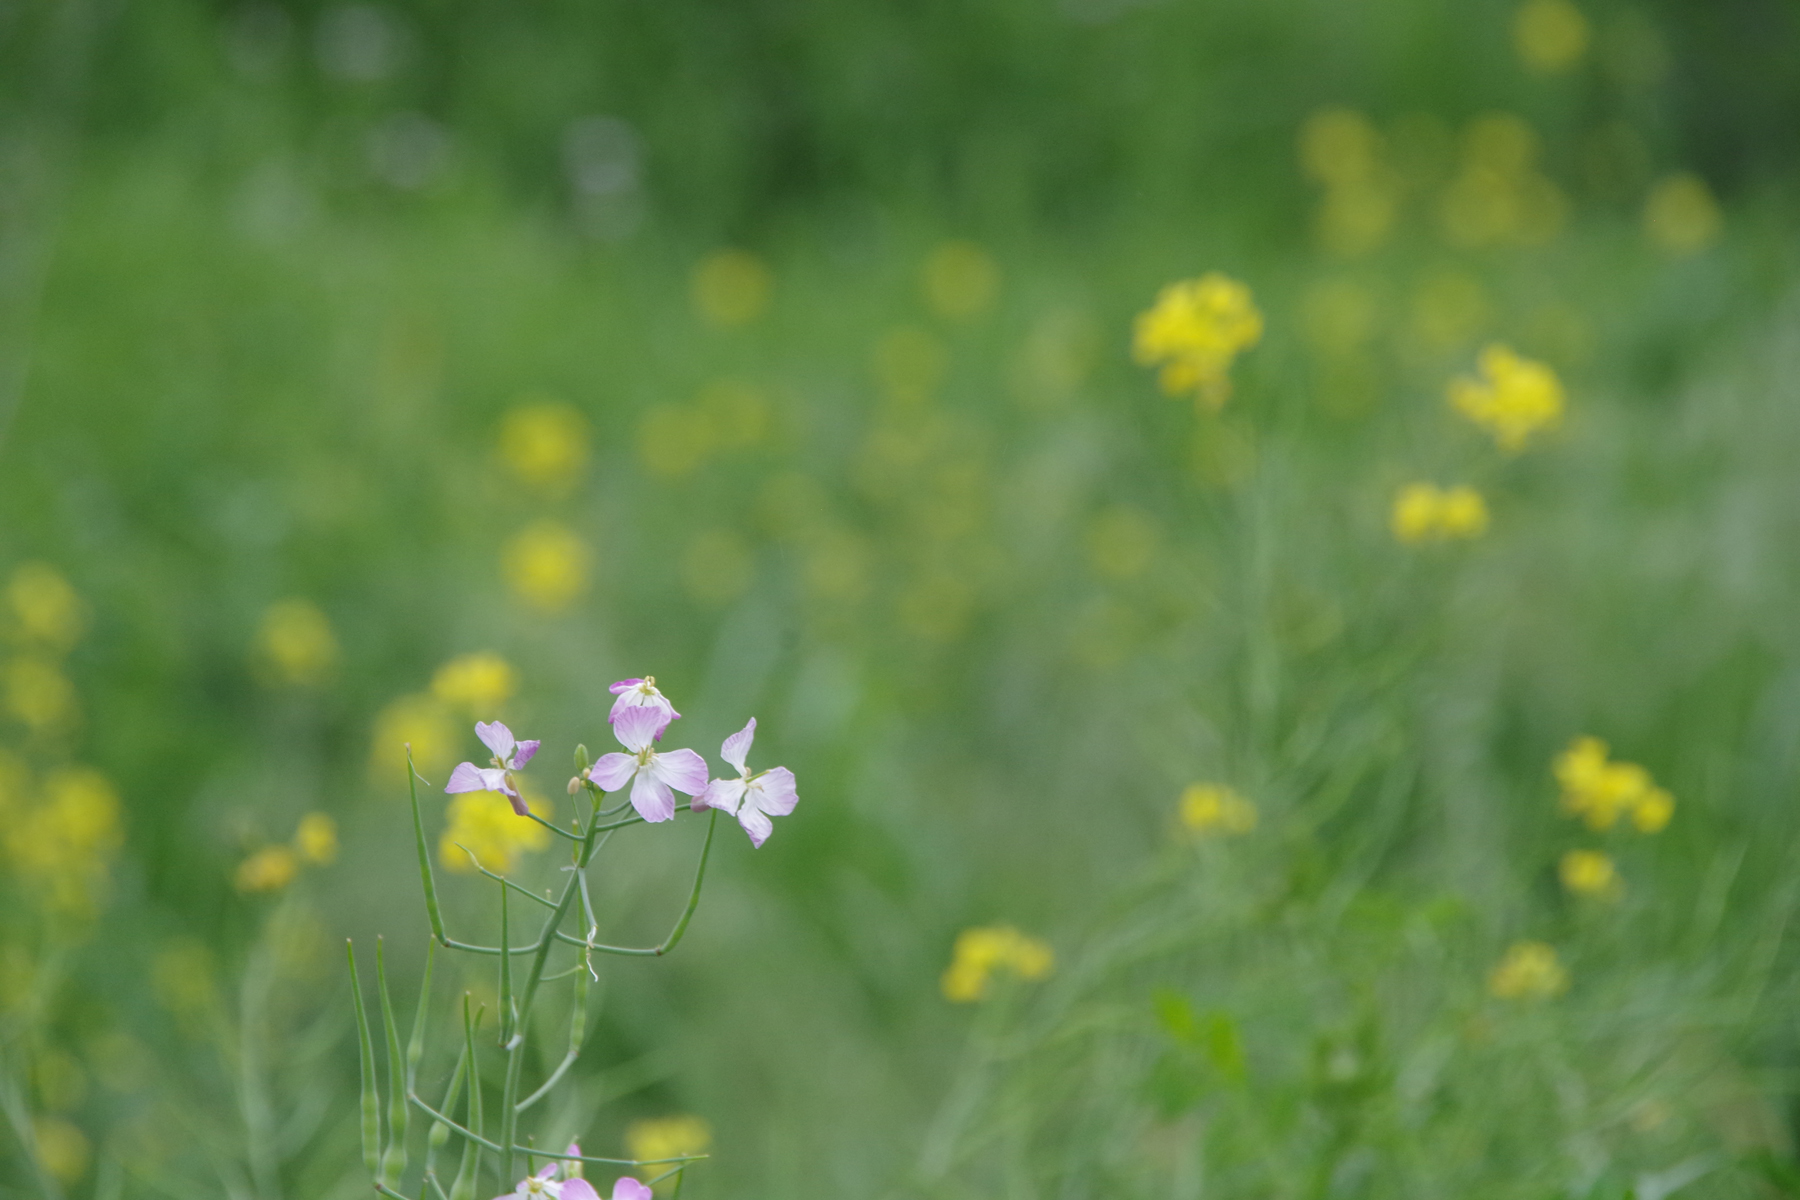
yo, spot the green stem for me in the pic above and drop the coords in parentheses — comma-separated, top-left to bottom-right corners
(408, 749, 447, 945)
(377, 938, 410, 1186)
(347, 941, 382, 1177)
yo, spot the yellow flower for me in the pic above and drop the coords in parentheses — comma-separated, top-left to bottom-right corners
(1643, 173, 1721, 256)
(1514, 0, 1590, 73)
(1553, 736, 1673, 833)
(431, 652, 517, 715)
(1438, 115, 1567, 247)
(1132, 274, 1264, 408)
(502, 521, 592, 612)
(254, 598, 339, 687)
(235, 845, 299, 893)
(1559, 849, 1621, 899)
(1448, 344, 1565, 452)
(370, 693, 458, 782)
(637, 404, 716, 478)
(5, 656, 78, 734)
(626, 1115, 713, 1190)
(293, 812, 338, 866)
(32, 1116, 90, 1184)
(1178, 784, 1258, 838)
(6, 768, 122, 916)
(874, 326, 949, 406)
(7, 563, 85, 651)
(921, 241, 1000, 320)
(692, 249, 772, 327)
(498, 400, 589, 492)
(439, 791, 551, 874)
(940, 925, 1054, 1003)
(1488, 940, 1568, 1000)
(1391, 484, 1489, 544)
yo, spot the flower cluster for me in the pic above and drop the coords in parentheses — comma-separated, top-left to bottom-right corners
(1298, 109, 1399, 257)
(1487, 939, 1568, 1000)
(254, 598, 340, 687)
(625, 1116, 712, 1192)
(1449, 344, 1565, 453)
(940, 925, 1054, 1003)
(1558, 848, 1621, 900)
(1438, 115, 1568, 248)
(1390, 483, 1489, 544)
(1177, 783, 1258, 839)
(1131, 273, 1264, 408)
(1553, 736, 1673, 833)
(235, 811, 339, 893)
(494, 1143, 648, 1200)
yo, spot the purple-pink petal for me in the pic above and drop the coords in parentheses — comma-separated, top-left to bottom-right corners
(720, 717, 756, 775)
(560, 1182, 600, 1200)
(445, 762, 488, 794)
(651, 747, 710, 796)
(748, 765, 798, 816)
(514, 739, 540, 768)
(588, 753, 636, 793)
(612, 705, 664, 753)
(737, 804, 775, 848)
(612, 1179, 653, 1200)
(629, 772, 677, 823)
(475, 720, 516, 760)
(608, 678, 643, 696)
(695, 776, 746, 815)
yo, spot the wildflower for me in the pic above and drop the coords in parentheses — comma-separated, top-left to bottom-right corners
(940, 925, 1054, 1003)
(5, 768, 122, 915)
(1488, 940, 1568, 999)
(1448, 344, 1564, 452)
(491, 1161, 600, 1200)
(608, 677, 680, 734)
(235, 845, 299, 893)
(5, 657, 78, 734)
(370, 693, 456, 780)
(440, 790, 550, 873)
(1133, 274, 1263, 408)
(589, 706, 708, 823)
(254, 599, 339, 686)
(626, 1116, 711, 1192)
(695, 718, 797, 847)
(32, 1116, 89, 1185)
(1390, 483, 1489, 544)
(447, 721, 540, 816)
(1644, 173, 1721, 256)
(1553, 736, 1673, 833)
(1178, 784, 1258, 838)
(692, 249, 772, 327)
(294, 812, 338, 865)
(1514, 0, 1590, 73)
(1438, 115, 1567, 247)
(499, 400, 589, 492)
(6, 563, 85, 650)
(921, 241, 999, 320)
(432, 652, 518, 714)
(503, 521, 592, 612)
(1559, 849, 1622, 899)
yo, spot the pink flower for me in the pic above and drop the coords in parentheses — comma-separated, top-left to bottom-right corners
(610, 1180, 652, 1200)
(588, 706, 709, 823)
(491, 1164, 596, 1200)
(446, 721, 540, 816)
(608, 676, 679, 739)
(694, 718, 798, 848)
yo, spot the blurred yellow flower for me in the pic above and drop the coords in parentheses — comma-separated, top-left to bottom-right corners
(7, 562, 85, 651)
(1488, 940, 1568, 999)
(802, 529, 873, 604)
(5, 656, 78, 734)
(1407, 270, 1489, 354)
(5, 767, 122, 915)
(503, 521, 591, 612)
(498, 400, 589, 492)
(1643, 172, 1722, 256)
(1178, 783, 1258, 838)
(432, 652, 517, 715)
(1133, 274, 1264, 408)
(235, 844, 299, 893)
(626, 1115, 713, 1190)
(1514, 0, 1590, 72)
(896, 571, 975, 644)
(1439, 114, 1567, 248)
(254, 598, 339, 687)
(1300, 108, 1384, 189)
(941, 925, 1054, 1002)
(371, 693, 457, 781)
(1554, 736, 1674, 833)
(1299, 110, 1400, 256)
(440, 790, 551, 873)
(875, 326, 949, 405)
(151, 940, 219, 1024)
(637, 403, 714, 478)
(1302, 278, 1379, 357)
(1085, 506, 1159, 581)
(33, 1115, 89, 1184)
(1559, 849, 1621, 899)
(692, 248, 772, 327)
(1390, 483, 1489, 544)
(294, 812, 338, 865)
(921, 240, 1000, 320)
(697, 379, 771, 450)
(1448, 344, 1564, 453)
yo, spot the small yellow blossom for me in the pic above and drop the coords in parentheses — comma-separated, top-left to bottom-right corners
(626, 1115, 713, 1191)
(5, 657, 78, 734)
(1488, 940, 1568, 1000)
(1178, 784, 1258, 838)
(498, 400, 589, 492)
(1559, 849, 1622, 899)
(7, 563, 85, 650)
(502, 521, 592, 612)
(1391, 484, 1489, 544)
(235, 845, 299, 893)
(1448, 344, 1565, 452)
(921, 241, 1000, 320)
(941, 925, 1054, 1002)
(439, 791, 551, 874)
(254, 599, 339, 687)
(1514, 0, 1590, 73)
(1132, 274, 1264, 408)
(370, 693, 457, 781)
(1554, 736, 1674, 833)
(1643, 173, 1722, 256)
(1439, 115, 1567, 247)
(33, 1116, 90, 1184)
(294, 812, 338, 865)
(692, 249, 772, 327)
(5, 768, 122, 915)
(431, 652, 517, 715)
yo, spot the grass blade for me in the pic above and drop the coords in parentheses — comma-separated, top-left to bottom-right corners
(347, 940, 382, 1177)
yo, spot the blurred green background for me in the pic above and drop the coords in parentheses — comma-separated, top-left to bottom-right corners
(2, 0, 1799, 1195)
